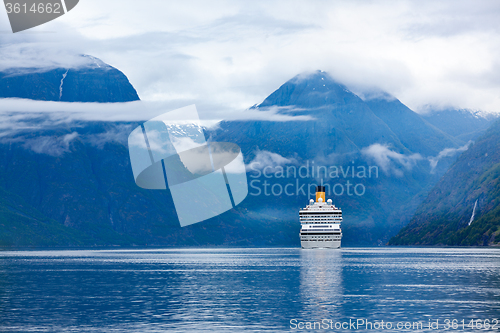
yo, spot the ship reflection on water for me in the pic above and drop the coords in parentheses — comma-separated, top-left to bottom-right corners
(299, 249, 344, 319)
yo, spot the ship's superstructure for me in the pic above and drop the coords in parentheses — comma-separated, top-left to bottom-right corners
(299, 186, 342, 249)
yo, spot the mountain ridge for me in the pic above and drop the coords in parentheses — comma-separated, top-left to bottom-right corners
(0, 55, 140, 103)
(420, 108, 497, 142)
(210, 71, 473, 245)
(389, 118, 500, 246)
(1, 66, 496, 247)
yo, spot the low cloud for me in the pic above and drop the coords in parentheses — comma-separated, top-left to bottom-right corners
(361, 144, 423, 177)
(22, 132, 79, 156)
(428, 142, 472, 173)
(0, 117, 136, 154)
(86, 124, 135, 148)
(362, 142, 473, 176)
(221, 105, 314, 122)
(247, 150, 297, 172)
(0, 98, 313, 126)
(0, 32, 90, 72)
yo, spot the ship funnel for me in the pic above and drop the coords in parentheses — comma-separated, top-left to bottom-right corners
(315, 185, 326, 202)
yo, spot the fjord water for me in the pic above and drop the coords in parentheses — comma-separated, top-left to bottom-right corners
(0, 248, 499, 332)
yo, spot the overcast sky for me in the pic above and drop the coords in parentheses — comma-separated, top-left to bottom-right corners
(1, 0, 500, 120)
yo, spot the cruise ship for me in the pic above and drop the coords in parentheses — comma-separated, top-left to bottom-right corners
(299, 186, 342, 249)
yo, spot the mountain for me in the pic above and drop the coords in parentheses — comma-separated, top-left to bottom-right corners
(365, 97, 461, 156)
(420, 108, 497, 142)
(210, 71, 468, 245)
(0, 121, 299, 247)
(0, 57, 298, 247)
(389, 118, 500, 246)
(0, 184, 90, 247)
(214, 71, 459, 159)
(0, 67, 489, 247)
(0, 55, 139, 103)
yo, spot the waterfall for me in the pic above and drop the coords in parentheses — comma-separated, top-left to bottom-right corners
(59, 70, 68, 100)
(468, 199, 478, 226)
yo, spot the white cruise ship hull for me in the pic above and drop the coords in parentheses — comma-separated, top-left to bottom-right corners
(301, 239, 341, 249)
(299, 186, 343, 250)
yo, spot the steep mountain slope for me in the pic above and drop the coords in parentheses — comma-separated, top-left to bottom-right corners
(0, 55, 139, 102)
(420, 108, 497, 142)
(216, 72, 459, 159)
(0, 66, 485, 247)
(0, 121, 299, 247)
(211, 71, 465, 245)
(365, 97, 461, 156)
(0, 57, 301, 248)
(0, 184, 91, 247)
(389, 119, 500, 246)
(264, 74, 407, 152)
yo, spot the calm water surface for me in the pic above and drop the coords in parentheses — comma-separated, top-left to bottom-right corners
(0, 248, 499, 332)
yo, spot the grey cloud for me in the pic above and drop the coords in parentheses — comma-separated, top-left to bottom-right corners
(85, 124, 135, 148)
(0, 99, 313, 126)
(0, 20, 89, 71)
(403, 0, 500, 39)
(22, 132, 79, 156)
(361, 144, 423, 177)
(362, 141, 473, 177)
(2, 0, 500, 119)
(428, 142, 472, 173)
(247, 149, 297, 172)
